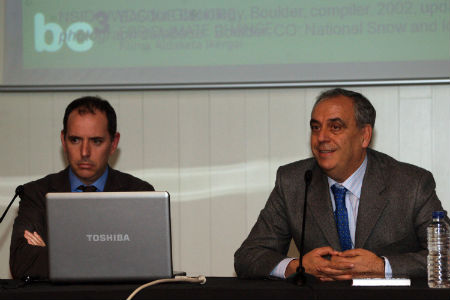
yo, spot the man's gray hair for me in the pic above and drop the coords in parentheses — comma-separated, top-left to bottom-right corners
(313, 88, 376, 129)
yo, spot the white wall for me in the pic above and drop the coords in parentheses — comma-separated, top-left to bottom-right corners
(0, 85, 449, 279)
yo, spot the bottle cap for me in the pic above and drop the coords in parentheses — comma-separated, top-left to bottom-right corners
(432, 211, 445, 219)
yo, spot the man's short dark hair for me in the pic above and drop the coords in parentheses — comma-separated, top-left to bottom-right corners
(314, 88, 376, 129)
(63, 96, 117, 139)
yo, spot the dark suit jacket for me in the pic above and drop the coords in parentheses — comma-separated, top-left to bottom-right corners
(234, 148, 445, 278)
(9, 166, 154, 279)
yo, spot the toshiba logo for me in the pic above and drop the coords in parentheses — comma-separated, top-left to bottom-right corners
(86, 234, 131, 242)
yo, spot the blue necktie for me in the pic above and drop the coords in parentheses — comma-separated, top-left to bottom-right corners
(331, 184, 352, 251)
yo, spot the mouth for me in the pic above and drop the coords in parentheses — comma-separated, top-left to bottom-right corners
(316, 148, 336, 156)
(319, 149, 335, 153)
(78, 163, 94, 169)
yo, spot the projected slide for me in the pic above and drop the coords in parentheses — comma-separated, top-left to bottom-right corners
(3, 0, 450, 88)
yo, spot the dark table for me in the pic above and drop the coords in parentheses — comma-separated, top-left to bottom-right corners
(1, 277, 449, 300)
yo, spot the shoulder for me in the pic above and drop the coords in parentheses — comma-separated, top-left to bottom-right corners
(20, 169, 69, 207)
(368, 148, 431, 174)
(367, 148, 434, 184)
(278, 157, 316, 174)
(22, 169, 68, 194)
(107, 168, 155, 191)
(276, 157, 317, 181)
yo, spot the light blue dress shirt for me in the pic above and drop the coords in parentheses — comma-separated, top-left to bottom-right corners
(271, 155, 392, 278)
(69, 167, 108, 192)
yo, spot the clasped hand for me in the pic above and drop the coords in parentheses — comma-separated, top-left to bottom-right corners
(24, 230, 46, 247)
(286, 246, 384, 281)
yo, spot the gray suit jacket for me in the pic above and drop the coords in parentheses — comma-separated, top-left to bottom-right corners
(234, 148, 445, 278)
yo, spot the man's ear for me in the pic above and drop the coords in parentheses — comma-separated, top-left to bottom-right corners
(60, 130, 67, 152)
(110, 132, 120, 155)
(361, 125, 372, 148)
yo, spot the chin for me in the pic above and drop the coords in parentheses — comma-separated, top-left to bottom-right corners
(75, 170, 96, 180)
(316, 161, 336, 173)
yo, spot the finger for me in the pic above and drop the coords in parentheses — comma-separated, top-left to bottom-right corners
(25, 238, 36, 246)
(24, 230, 31, 238)
(315, 246, 340, 256)
(330, 255, 357, 265)
(32, 232, 46, 247)
(319, 277, 335, 282)
(329, 274, 353, 281)
(24, 234, 34, 245)
(24, 230, 36, 240)
(337, 252, 358, 258)
(329, 260, 355, 270)
(24, 231, 45, 246)
(318, 267, 353, 280)
(318, 265, 354, 276)
(28, 234, 40, 245)
(330, 255, 355, 266)
(339, 249, 364, 257)
(33, 232, 44, 243)
(24, 230, 35, 239)
(24, 233, 39, 245)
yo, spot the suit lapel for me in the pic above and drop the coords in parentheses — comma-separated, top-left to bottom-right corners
(355, 150, 387, 248)
(307, 164, 341, 250)
(104, 167, 124, 192)
(49, 167, 71, 192)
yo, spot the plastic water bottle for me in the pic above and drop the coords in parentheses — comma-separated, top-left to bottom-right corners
(427, 211, 450, 288)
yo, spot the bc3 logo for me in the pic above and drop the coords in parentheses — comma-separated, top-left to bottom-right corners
(34, 13, 94, 52)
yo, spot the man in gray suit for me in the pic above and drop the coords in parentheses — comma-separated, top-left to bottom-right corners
(234, 88, 445, 281)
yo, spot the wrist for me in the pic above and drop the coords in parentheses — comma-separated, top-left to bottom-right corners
(376, 256, 385, 276)
(285, 259, 299, 278)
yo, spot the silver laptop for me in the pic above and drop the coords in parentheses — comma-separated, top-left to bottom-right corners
(46, 191, 173, 282)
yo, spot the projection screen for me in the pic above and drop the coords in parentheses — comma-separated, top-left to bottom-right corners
(1, 0, 449, 90)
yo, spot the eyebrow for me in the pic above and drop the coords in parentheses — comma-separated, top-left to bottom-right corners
(310, 119, 319, 126)
(67, 135, 104, 140)
(328, 118, 345, 124)
(310, 118, 345, 125)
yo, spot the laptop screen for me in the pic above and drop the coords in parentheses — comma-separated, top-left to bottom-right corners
(46, 191, 173, 282)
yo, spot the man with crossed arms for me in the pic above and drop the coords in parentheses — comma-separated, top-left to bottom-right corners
(10, 96, 154, 279)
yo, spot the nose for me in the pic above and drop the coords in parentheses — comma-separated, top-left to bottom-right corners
(316, 128, 330, 143)
(81, 140, 90, 158)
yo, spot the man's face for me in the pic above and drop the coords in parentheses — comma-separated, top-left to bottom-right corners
(61, 110, 120, 185)
(310, 95, 372, 182)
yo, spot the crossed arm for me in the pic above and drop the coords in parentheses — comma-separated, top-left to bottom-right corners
(9, 183, 49, 279)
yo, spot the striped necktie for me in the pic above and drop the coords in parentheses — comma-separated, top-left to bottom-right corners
(77, 185, 97, 192)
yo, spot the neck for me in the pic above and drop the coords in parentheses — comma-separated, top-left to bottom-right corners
(328, 151, 367, 183)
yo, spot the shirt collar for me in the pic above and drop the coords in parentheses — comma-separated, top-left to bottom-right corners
(69, 166, 109, 192)
(327, 155, 368, 199)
